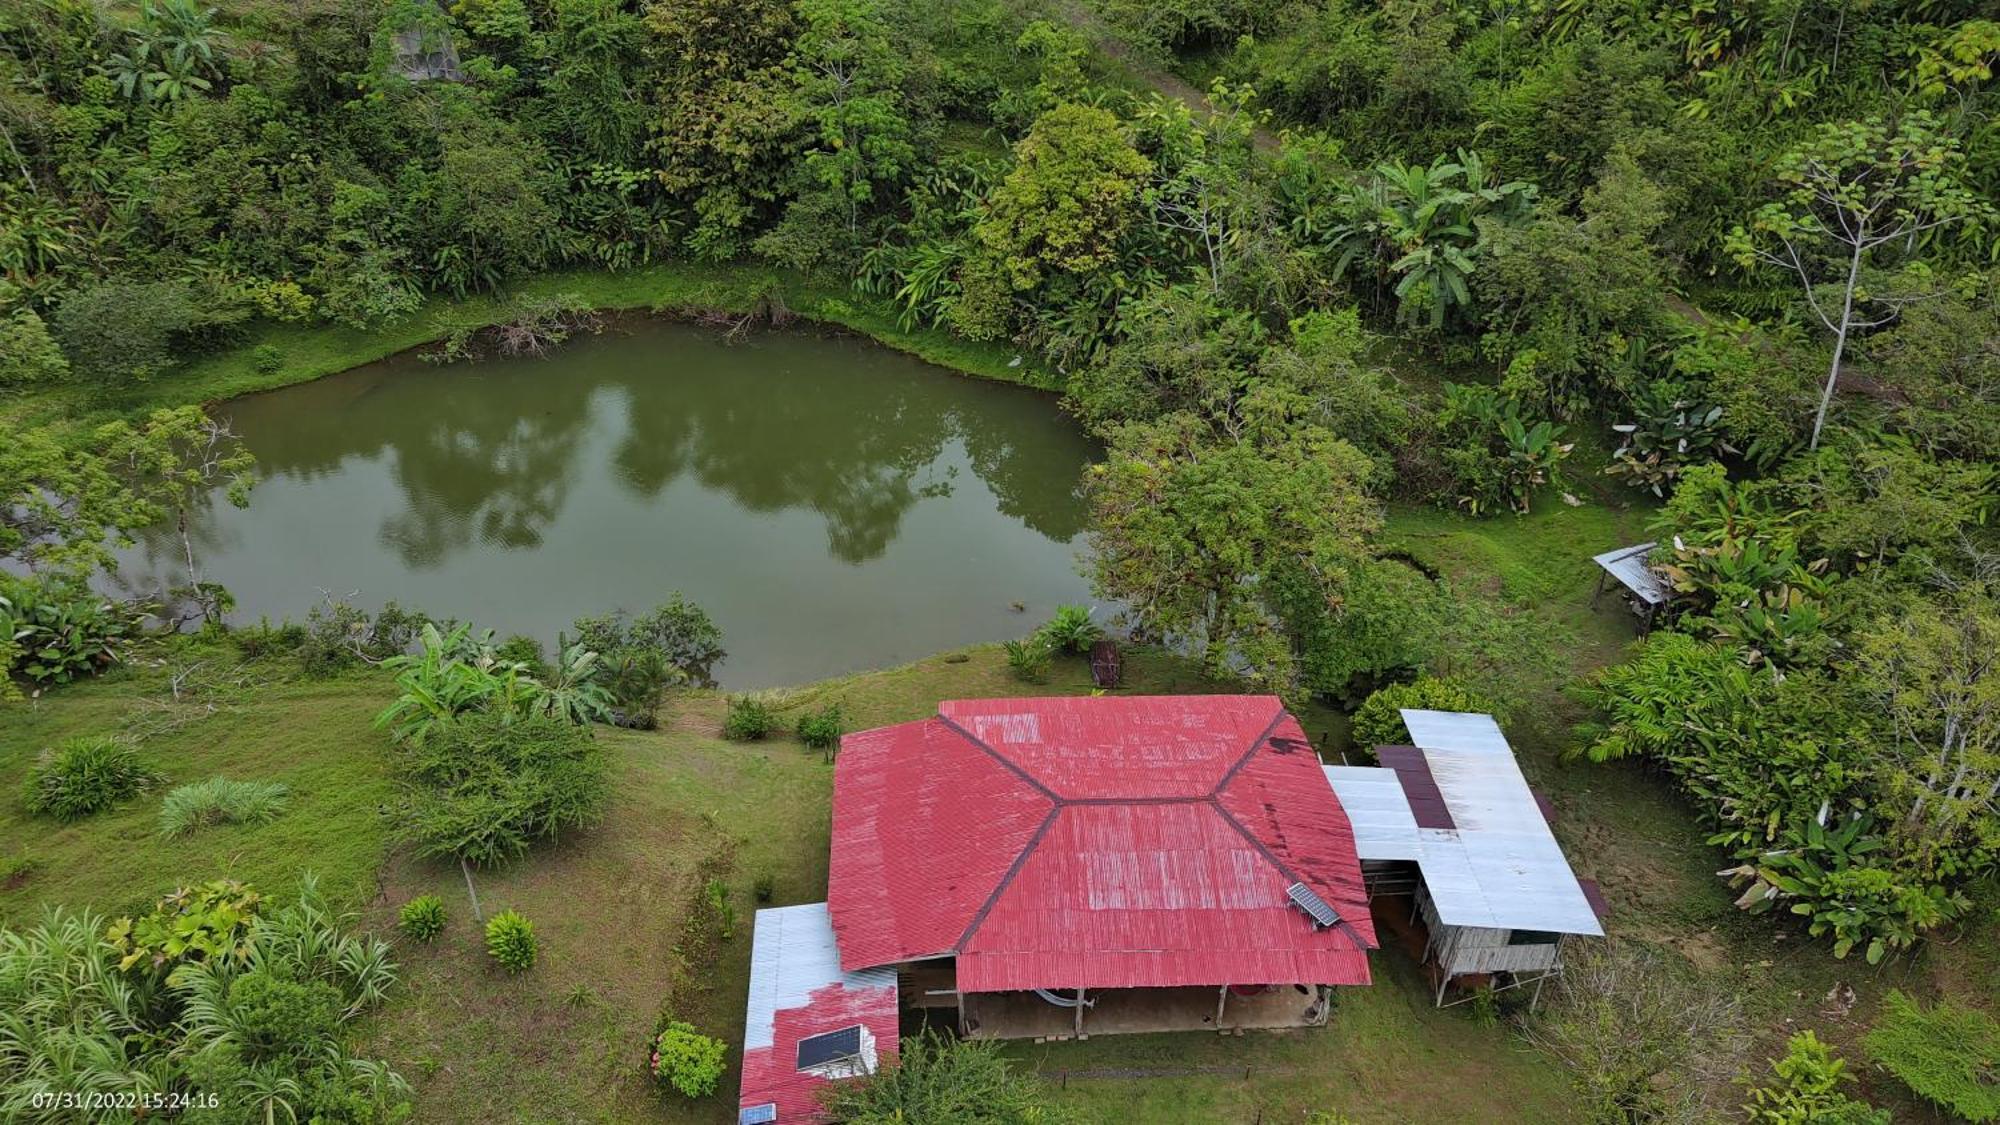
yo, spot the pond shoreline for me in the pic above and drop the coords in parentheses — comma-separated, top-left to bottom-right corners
(8, 261, 1062, 438)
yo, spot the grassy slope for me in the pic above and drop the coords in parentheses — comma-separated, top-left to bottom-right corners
(2, 644, 1577, 1124)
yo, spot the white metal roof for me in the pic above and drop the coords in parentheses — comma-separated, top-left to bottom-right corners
(1323, 765, 1422, 859)
(1592, 542, 1673, 606)
(1322, 711, 1602, 937)
(744, 903, 896, 1052)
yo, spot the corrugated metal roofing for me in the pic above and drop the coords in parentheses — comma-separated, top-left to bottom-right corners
(739, 903, 898, 1122)
(828, 696, 1377, 992)
(1321, 765, 1422, 859)
(1592, 542, 1674, 606)
(1320, 712, 1603, 937)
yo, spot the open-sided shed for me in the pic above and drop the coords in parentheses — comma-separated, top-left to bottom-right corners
(1323, 710, 1605, 1007)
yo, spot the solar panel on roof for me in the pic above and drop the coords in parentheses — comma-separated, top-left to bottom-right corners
(739, 1105, 777, 1125)
(796, 1025, 863, 1071)
(1286, 881, 1340, 929)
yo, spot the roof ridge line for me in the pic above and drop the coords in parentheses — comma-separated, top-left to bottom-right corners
(1209, 705, 1292, 798)
(951, 805, 1062, 953)
(936, 712, 1061, 803)
(1207, 797, 1371, 952)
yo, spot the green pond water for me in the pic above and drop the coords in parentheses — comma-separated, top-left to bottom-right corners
(123, 321, 1100, 688)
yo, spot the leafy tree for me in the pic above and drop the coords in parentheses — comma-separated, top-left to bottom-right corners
(109, 406, 256, 626)
(649, 1021, 727, 1099)
(1086, 408, 1380, 688)
(399, 710, 610, 868)
(646, 0, 800, 259)
(0, 307, 67, 386)
(976, 103, 1152, 291)
(1728, 114, 1991, 449)
(786, 0, 914, 237)
(51, 281, 226, 387)
(1856, 593, 2000, 879)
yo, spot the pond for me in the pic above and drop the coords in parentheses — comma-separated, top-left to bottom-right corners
(121, 321, 1101, 688)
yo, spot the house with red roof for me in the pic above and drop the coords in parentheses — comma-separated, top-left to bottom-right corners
(736, 694, 1377, 1121)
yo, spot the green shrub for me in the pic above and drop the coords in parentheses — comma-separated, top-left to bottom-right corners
(722, 695, 777, 741)
(1350, 677, 1492, 749)
(228, 970, 345, 1062)
(105, 879, 263, 974)
(495, 633, 547, 675)
(0, 307, 68, 386)
(704, 877, 737, 941)
(22, 736, 163, 821)
(157, 777, 291, 837)
(1863, 990, 2000, 1123)
(753, 872, 775, 902)
(1003, 638, 1052, 683)
(1, 579, 137, 686)
(1035, 604, 1102, 654)
(1744, 1030, 1888, 1124)
(649, 1020, 727, 1099)
(401, 711, 609, 867)
(485, 910, 537, 972)
(822, 1029, 1066, 1120)
(398, 895, 447, 943)
(251, 343, 285, 374)
(796, 703, 845, 750)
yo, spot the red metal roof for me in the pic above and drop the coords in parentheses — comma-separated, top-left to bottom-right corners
(828, 696, 1376, 992)
(738, 980, 899, 1123)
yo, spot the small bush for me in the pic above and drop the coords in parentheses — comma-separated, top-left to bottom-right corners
(1864, 990, 2000, 1123)
(23, 736, 162, 821)
(753, 872, 775, 903)
(2, 579, 137, 686)
(705, 877, 737, 941)
(1745, 1030, 1888, 1124)
(398, 895, 447, 943)
(1035, 604, 1102, 654)
(105, 879, 263, 974)
(494, 634, 547, 676)
(485, 910, 537, 973)
(157, 777, 291, 838)
(649, 1020, 727, 1099)
(722, 695, 777, 741)
(796, 703, 844, 750)
(251, 343, 285, 374)
(401, 711, 609, 867)
(1350, 676, 1492, 749)
(1003, 638, 1052, 683)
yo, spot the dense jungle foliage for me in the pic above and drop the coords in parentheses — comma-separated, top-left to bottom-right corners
(3, 0, 1997, 996)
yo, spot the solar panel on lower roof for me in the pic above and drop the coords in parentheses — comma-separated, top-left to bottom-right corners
(1286, 881, 1340, 929)
(738, 1104, 777, 1125)
(795, 1025, 863, 1071)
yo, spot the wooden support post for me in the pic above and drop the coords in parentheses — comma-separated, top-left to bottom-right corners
(1073, 989, 1085, 1038)
(1435, 968, 1451, 1009)
(1215, 984, 1229, 1030)
(1589, 569, 1607, 609)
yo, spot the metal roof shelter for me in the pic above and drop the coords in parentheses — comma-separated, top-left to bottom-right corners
(738, 903, 897, 1123)
(828, 696, 1377, 1002)
(1322, 710, 1603, 1007)
(1590, 542, 1678, 633)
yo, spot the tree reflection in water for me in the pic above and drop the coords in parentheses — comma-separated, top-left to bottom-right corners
(122, 321, 1099, 687)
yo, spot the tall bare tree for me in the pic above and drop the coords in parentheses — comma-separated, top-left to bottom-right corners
(1729, 113, 1989, 449)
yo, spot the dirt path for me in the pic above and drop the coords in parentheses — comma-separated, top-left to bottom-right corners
(1051, 0, 1282, 152)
